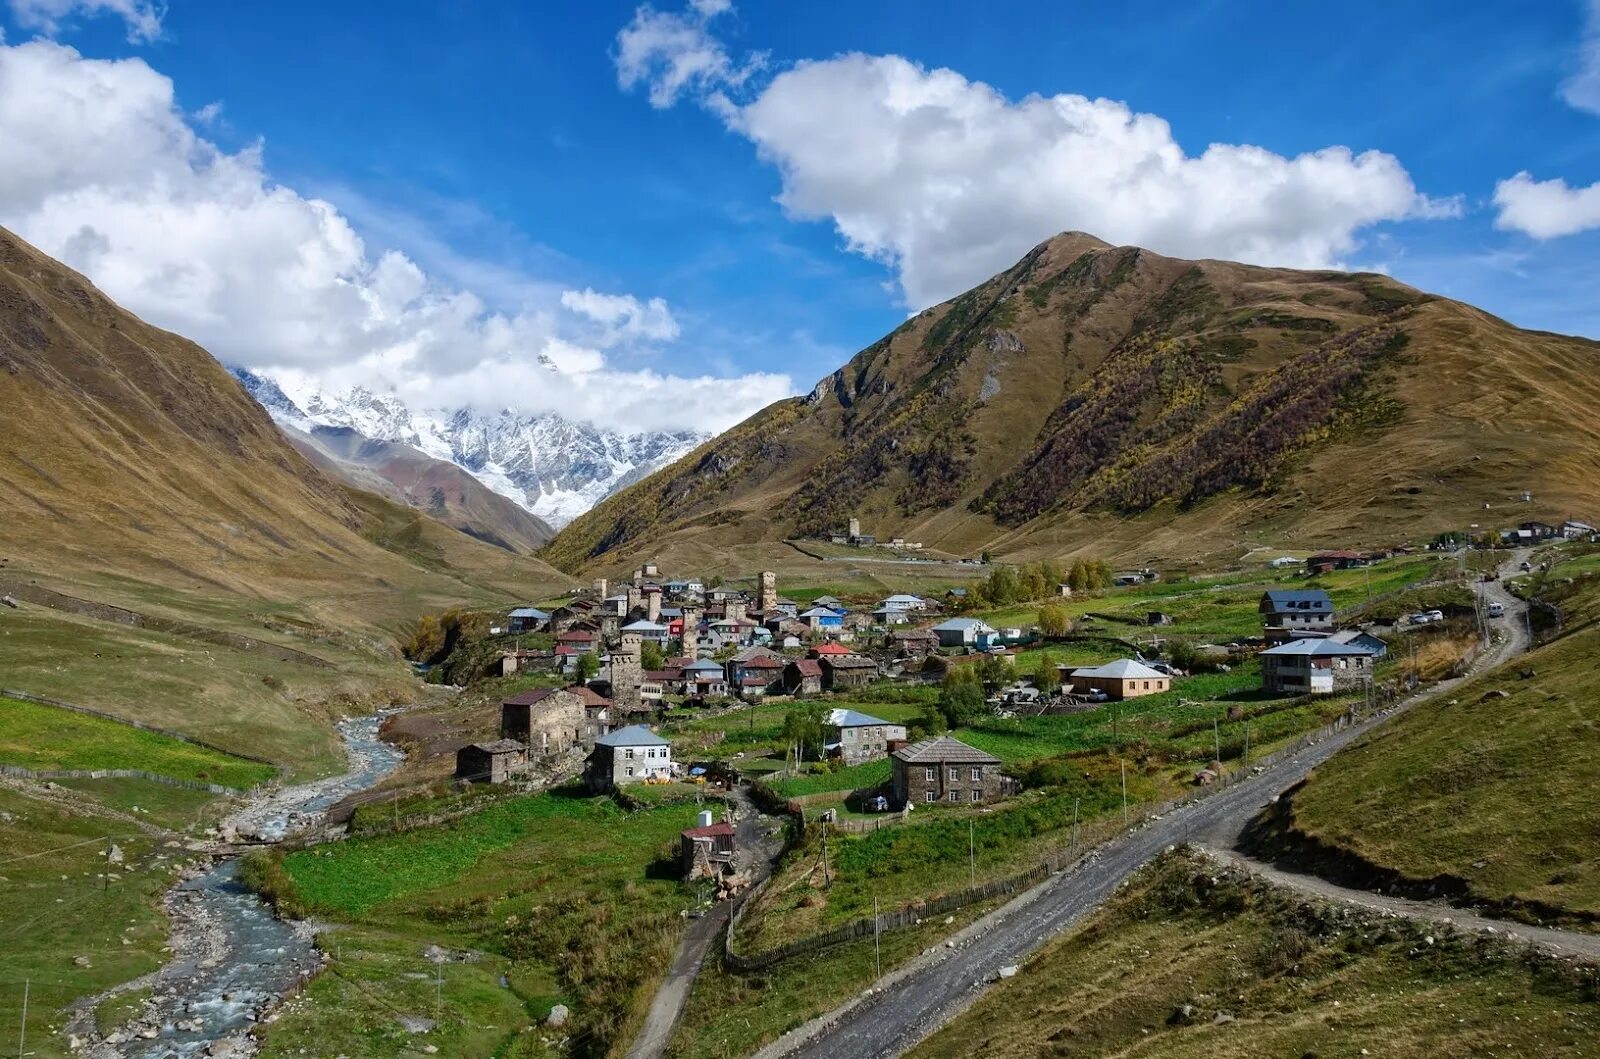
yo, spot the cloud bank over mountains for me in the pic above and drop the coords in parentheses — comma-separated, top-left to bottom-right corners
(0, 32, 791, 433)
(615, 2, 1459, 309)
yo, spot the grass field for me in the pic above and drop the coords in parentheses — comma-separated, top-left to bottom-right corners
(1282, 618, 1600, 924)
(973, 554, 1445, 641)
(0, 696, 278, 789)
(0, 786, 191, 1059)
(262, 788, 703, 1058)
(0, 606, 394, 778)
(668, 899, 1001, 1059)
(909, 851, 1600, 1059)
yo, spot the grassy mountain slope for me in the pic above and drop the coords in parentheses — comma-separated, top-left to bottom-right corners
(1265, 567, 1600, 926)
(908, 852, 1599, 1059)
(0, 224, 568, 759)
(283, 422, 555, 553)
(547, 233, 1600, 574)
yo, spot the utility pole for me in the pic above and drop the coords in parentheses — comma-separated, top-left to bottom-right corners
(821, 825, 830, 888)
(1120, 760, 1128, 826)
(1212, 717, 1221, 764)
(873, 896, 882, 978)
(1071, 797, 1080, 853)
(18, 978, 28, 1059)
(1244, 723, 1251, 769)
(435, 962, 443, 1025)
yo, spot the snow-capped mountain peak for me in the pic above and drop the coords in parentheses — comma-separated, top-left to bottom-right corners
(234, 370, 706, 528)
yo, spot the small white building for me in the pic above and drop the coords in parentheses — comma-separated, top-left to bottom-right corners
(930, 617, 996, 648)
(584, 725, 674, 792)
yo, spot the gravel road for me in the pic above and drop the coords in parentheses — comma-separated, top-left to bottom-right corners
(769, 551, 1554, 1059)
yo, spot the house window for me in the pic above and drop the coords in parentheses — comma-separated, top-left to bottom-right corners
(925, 790, 936, 803)
(625, 748, 634, 759)
(925, 767, 936, 781)
(971, 790, 981, 802)
(949, 790, 960, 803)
(971, 767, 983, 781)
(949, 767, 960, 781)
(624, 767, 634, 777)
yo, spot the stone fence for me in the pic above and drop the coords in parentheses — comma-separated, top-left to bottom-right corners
(2, 688, 282, 770)
(0, 579, 336, 669)
(0, 763, 242, 795)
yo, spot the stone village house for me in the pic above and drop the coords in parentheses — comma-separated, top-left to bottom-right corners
(891, 736, 1005, 807)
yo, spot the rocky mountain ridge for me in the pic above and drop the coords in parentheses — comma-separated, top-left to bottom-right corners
(235, 371, 706, 528)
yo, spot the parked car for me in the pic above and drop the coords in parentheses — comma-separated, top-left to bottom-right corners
(1408, 612, 1434, 625)
(1426, 609, 1445, 622)
(1487, 601, 1505, 618)
(1085, 689, 1110, 703)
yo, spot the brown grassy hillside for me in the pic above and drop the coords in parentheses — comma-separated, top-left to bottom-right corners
(284, 423, 555, 554)
(546, 233, 1600, 574)
(0, 225, 568, 755)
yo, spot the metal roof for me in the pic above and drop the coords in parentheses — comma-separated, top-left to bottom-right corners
(1261, 638, 1374, 657)
(932, 617, 994, 632)
(594, 725, 670, 747)
(1261, 589, 1334, 608)
(826, 708, 893, 727)
(1071, 659, 1168, 680)
(509, 607, 549, 619)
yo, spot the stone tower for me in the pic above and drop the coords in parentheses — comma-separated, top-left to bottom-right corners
(848, 517, 861, 539)
(611, 633, 643, 716)
(758, 571, 777, 613)
(681, 606, 702, 658)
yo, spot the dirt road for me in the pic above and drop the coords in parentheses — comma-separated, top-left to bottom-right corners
(626, 787, 785, 1059)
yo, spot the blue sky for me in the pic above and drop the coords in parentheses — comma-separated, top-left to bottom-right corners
(0, 0, 1596, 430)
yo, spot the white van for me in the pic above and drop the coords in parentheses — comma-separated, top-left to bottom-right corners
(1487, 601, 1505, 618)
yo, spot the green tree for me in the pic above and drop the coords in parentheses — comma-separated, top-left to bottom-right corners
(640, 641, 665, 671)
(576, 651, 600, 683)
(938, 668, 987, 727)
(1037, 603, 1070, 638)
(1067, 559, 1091, 592)
(1017, 563, 1047, 603)
(1033, 653, 1061, 695)
(782, 702, 827, 762)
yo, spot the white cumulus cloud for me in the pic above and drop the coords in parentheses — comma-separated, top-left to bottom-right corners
(615, 1, 760, 109)
(616, 8, 1455, 309)
(8, 0, 163, 42)
(1564, 0, 1600, 115)
(0, 38, 791, 434)
(1493, 171, 1600, 238)
(560, 287, 680, 342)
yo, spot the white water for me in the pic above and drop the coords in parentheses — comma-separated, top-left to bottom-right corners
(110, 712, 405, 1059)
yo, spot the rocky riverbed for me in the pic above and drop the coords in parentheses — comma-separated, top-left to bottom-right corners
(66, 711, 405, 1058)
